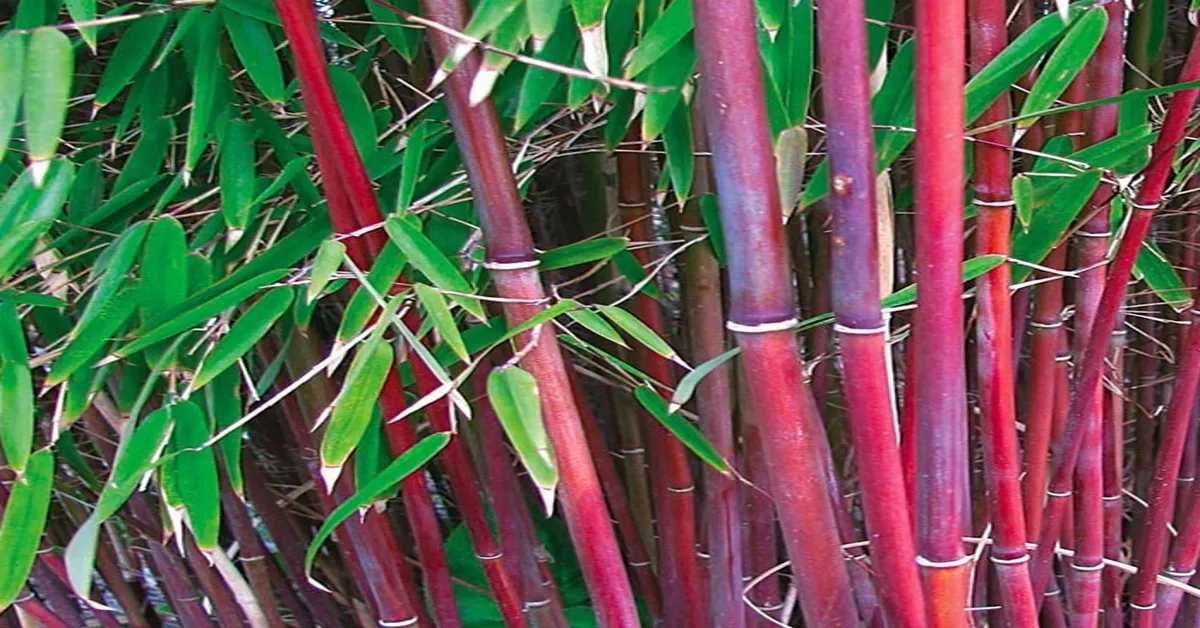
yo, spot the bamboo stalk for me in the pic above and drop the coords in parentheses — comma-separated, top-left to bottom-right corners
(615, 142, 705, 628)
(1154, 476, 1200, 623)
(912, 0, 971, 618)
(815, 0, 928, 621)
(1023, 246, 1067, 537)
(679, 106, 742, 628)
(692, 0, 860, 624)
(966, 0, 1038, 620)
(739, 404, 783, 628)
(1028, 27, 1200, 607)
(416, 1, 641, 623)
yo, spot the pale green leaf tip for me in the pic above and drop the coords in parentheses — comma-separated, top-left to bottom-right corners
(537, 483, 557, 517)
(29, 159, 50, 188)
(469, 69, 500, 107)
(320, 464, 343, 494)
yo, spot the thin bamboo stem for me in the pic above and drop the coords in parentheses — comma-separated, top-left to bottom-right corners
(417, 1, 641, 623)
(693, 0, 860, 624)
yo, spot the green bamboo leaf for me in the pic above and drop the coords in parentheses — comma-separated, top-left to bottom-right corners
(223, 8, 287, 103)
(571, 0, 610, 77)
(634, 384, 731, 473)
(116, 270, 288, 359)
(222, 0, 359, 47)
(1135, 240, 1192, 312)
(66, 406, 175, 601)
(1012, 174, 1034, 232)
(515, 10, 578, 130)
(565, 307, 628, 347)
(23, 28, 73, 183)
(206, 368, 244, 495)
(0, 449, 54, 610)
(611, 248, 664, 299)
(697, 194, 726, 265)
(596, 304, 685, 366)
(669, 347, 740, 413)
(396, 122, 431, 212)
(414, 284, 470, 363)
(384, 216, 484, 320)
(354, 408, 387, 489)
(304, 432, 450, 583)
(0, 301, 34, 475)
(471, 9, 530, 104)
(140, 217, 189, 322)
(539, 237, 628, 270)
(1017, 7, 1107, 131)
(93, 13, 171, 110)
(190, 287, 294, 391)
(623, 0, 693, 78)
(185, 11, 222, 180)
(220, 119, 258, 239)
(0, 162, 72, 280)
(251, 156, 312, 208)
(318, 339, 396, 488)
(45, 284, 138, 387)
(661, 101, 695, 201)
(62, 0, 97, 49)
(307, 239, 345, 303)
(527, 0, 566, 49)
(437, 0, 523, 79)
(1010, 170, 1102, 283)
(336, 244, 407, 344)
(112, 117, 173, 194)
(152, 6, 204, 69)
(641, 40, 694, 141)
(163, 401, 221, 551)
(328, 67, 376, 160)
(755, 0, 786, 35)
(76, 221, 150, 332)
(487, 366, 558, 512)
(0, 33, 27, 164)
(776, 126, 807, 217)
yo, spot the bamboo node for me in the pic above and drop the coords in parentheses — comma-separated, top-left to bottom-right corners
(915, 554, 972, 568)
(989, 553, 1031, 565)
(1071, 560, 1105, 572)
(973, 198, 1017, 207)
(1054, 354, 1072, 363)
(679, 225, 708, 233)
(1130, 200, 1162, 210)
(833, 322, 888, 335)
(618, 447, 645, 455)
(1076, 230, 1114, 238)
(630, 560, 653, 568)
(667, 484, 696, 493)
(618, 201, 648, 208)
(1029, 320, 1063, 329)
(1129, 602, 1158, 610)
(525, 599, 552, 608)
(726, 318, 799, 333)
(1164, 568, 1197, 578)
(378, 618, 419, 627)
(1046, 488, 1073, 498)
(1103, 493, 1123, 501)
(482, 259, 540, 271)
(476, 551, 504, 561)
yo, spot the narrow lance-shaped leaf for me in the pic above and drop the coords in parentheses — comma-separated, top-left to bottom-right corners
(65, 407, 175, 602)
(140, 217, 189, 322)
(469, 7, 531, 105)
(304, 432, 450, 584)
(115, 270, 288, 359)
(1012, 174, 1034, 232)
(92, 13, 171, 110)
(46, 285, 139, 387)
(0, 449, 54, 611)
(1135, 240, 1193, 312)
(337, 244, 407, 344)
(414, 283, 470, 363)
(220, 119, 258, 243)
(384, 216, 485, 319)
(597, 303, 687, 367)
(623, 0, 693, 78)
(23, 28, 73, 185)
(571, 0, 611, 78)
(396, 122, 431, 212)
(669, 347, 741, 413)
(1017, 7, 1108, 131)
(634, 385, 731, 474)
(185, 11, 222, 181)
(0, 33, 27, 164)
(319, 301, 400, 489)
(163, 401, 221, 552)
(0, 301, 34, 475)
(223, 7, 288, 103)
(62, 0, 97, 50)
(190, 287, 295, 391)
(307, 239, 345, 303)
(488, 366, 558, 513)
(207, 369, 245, 496)
(527, 0, 566, 49)
(565, 307, 628, 347)
(538, 237, 629, 270)
(436, 0, 524, 82)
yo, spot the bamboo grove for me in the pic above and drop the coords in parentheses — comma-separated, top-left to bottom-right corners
(5, 0, 1200, 624)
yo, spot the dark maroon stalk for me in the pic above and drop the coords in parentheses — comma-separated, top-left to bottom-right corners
(913, 0, 971, 617)
(967, 0, 1038, 619)
(739, 407, 782, 627)
(417, 1, 641, 623)
(1023, 247, 1067, 536)
(815, 0, 928, 621)
(1029, 27, 1200, 606)
(692, 0, 859, 624)
(616, 145, 705, 628)
(569, 371, 663, 619)
(1101, 330, 1126, 626)
(1154, 477, 1200, 623)
(681, 105, 742, 628)
(218, 475, 287, 628)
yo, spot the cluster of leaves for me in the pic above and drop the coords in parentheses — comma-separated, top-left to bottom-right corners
(0, 0, 1197, 622)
